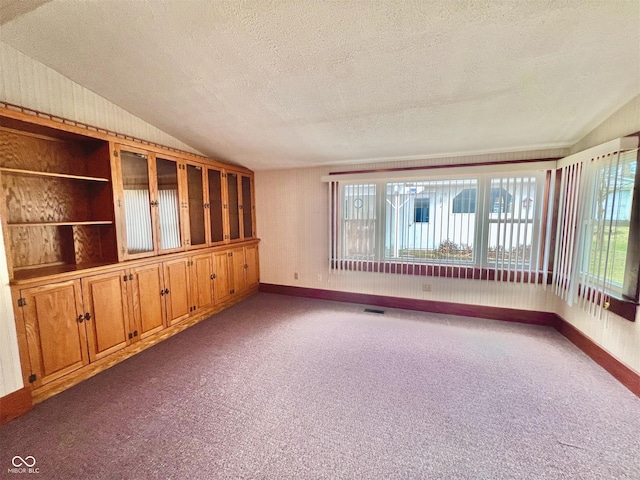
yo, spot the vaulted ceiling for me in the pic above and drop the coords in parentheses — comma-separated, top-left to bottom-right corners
(1, 0, 639, 170)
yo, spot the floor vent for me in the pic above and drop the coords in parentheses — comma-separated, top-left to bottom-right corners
(364, 308, 385, 314)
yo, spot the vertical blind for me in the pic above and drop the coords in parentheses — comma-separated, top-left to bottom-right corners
(328, 167, 551, 285)
(124, 189, 180, 253)
(124, 189, 153, 253)
(553, 141, 638, 318)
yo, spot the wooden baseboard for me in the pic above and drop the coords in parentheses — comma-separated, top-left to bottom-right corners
(259, 283, 640, 397)
(259, 283, 556, 326)
(0, 387, 32, 425)
(553, 315, 640, 397)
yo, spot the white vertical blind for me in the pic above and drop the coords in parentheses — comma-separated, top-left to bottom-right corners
(158, 189, 180, 250)
(329, 170, 547, 285)
(554, 140, 638, 318)
(124, 189, 153, 253)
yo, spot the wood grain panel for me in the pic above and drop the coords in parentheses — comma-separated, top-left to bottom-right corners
(82, 272, 130, 362)
(131, 263, 166, 339)
(3, 175, 92, 223)
(213, 251, 230, 303)
(244, 244, 259, 287)
(0, 128, 99, 176)
(73, 225, 104, 265)
(22, 280, 87, 388)
(192, 253, 214, 311)
(163, 258, 191, 325)
(10, 225, 67, 268)
(230, 247, 246, 294)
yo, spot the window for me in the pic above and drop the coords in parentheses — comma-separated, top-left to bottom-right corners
(330, 170, 547, 281)
(553, 139, 639, 321)
(578, 149, 637, 296)
(414, 198, 430, 223)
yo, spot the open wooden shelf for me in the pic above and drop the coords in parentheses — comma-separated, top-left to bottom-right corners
(6, 221, 114, 227)
(0, 167, 110, 182)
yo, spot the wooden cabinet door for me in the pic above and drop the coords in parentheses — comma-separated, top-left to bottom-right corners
(206, 167, 226, 245)
(226, 172, 241, 242)
(240, 174, 255, 239)
(81, 271, 131, 362)
(213, 250, 231, 304)
(130, 263, 167, 339)
(21, 280, 87, 388)
(163, 258, 191, 325)
(190, 253, 214, 313)
(244, 244, 259, 288)
(112, 145, 158, 260)
(155, 155, 185, 254)
(184, 162, 208, 249)
(229, 247, 246, 294)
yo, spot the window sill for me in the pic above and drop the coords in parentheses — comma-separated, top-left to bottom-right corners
(331, 259, 550, 284)
(577, 284, 638, 322)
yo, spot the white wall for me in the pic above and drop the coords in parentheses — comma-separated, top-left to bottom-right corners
(256, 148, 567, 314)
(0, 41, 202, 155)
(0, 41, 206, 397)
(0, 220, 23, 396)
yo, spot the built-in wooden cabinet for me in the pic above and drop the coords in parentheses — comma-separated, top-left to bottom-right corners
(19, 280, 88, 388)
(129, 263, 167, 340)
(225, 170, 256, 242)
(189, 252, 215, 314)
(162, 257, 192, 326)
(213, 250, 232, 304)
(0, 122, 117, 280)
(81, 271, 131, 362)
(1, 105, 259, 405)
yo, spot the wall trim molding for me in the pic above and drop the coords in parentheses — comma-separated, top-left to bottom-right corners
(0, 387, 32, 425)
(259, 283, 555, 326)
(259, 283, 640, 397)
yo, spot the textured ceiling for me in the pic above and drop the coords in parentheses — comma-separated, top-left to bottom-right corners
(1, 0, 639, 170)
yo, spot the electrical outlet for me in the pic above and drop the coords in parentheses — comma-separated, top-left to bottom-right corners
(294, 272, 299, 280)
(422, 283, 432, 292)
(316, 274, 322, 282)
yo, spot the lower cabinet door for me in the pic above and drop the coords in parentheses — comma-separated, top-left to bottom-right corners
(163, 258, 191, 325)
(230, 247, 246, 294)
(81, 271, 131, 362)
(244, 244, 259, 288)
(213, 250, 231, 303)
(131, 263, 167, 339)
(191, 253, 214, 312)
(21, 280, 88, 388)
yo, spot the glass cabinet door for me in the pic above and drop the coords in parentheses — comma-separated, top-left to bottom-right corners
(155, 157, 182, 251)
(227, 172, 240, 241)
(120, 149, 154, 256)
(186, 164, 206, 247)
(207, 168, 225, 244)
(241, 174, 253, 238)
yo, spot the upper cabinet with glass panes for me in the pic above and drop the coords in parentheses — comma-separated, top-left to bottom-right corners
(225, 170, 256, 242)
(111, 144, 255, 260)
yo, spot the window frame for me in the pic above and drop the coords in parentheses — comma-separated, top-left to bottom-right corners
(331, 169, 548, 281)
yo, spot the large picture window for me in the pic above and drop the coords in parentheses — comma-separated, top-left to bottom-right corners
(330, 169, 547, 282)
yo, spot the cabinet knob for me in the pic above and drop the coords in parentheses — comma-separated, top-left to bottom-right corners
(164, 288, 170, 295)
(84, 312, 92, 321)
(77, 314, 84, 323)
